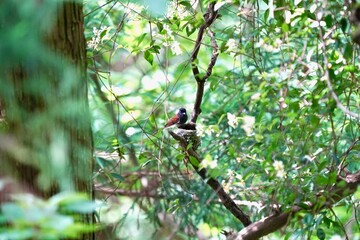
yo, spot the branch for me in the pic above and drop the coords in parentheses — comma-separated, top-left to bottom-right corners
(233, 170, 360, 240)
(168, 130, 252, 227)
(190, 2, 219, 123)
(95, 185, 165, 198)
(204, 29, 219, 80)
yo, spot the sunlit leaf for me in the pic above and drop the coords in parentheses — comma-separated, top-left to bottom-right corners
(144, 50, 154, 65)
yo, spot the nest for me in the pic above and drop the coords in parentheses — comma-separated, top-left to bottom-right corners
(171, 128, 201, 151)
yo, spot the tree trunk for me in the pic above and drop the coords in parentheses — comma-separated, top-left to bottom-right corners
(0, 1, 94, 239)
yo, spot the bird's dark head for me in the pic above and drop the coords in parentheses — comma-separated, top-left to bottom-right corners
(177, 108, 188, 124)
(178, 108, 187, 114)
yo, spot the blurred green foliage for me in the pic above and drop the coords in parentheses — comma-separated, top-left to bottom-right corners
(0, 0, 95, 239)
(0, 192, 98, 240)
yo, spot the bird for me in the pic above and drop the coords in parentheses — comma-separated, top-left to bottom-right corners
(164, 108, 188, 128)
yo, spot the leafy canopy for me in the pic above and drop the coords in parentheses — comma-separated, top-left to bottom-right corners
(39, 0, 360, 239)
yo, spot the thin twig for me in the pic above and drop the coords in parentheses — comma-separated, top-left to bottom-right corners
(338, 136, 360, 175)
(96, 186, 165, 198)
(328, 207, 350, 240)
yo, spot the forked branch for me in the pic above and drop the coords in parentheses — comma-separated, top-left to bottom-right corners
(190, 2, 219, 123)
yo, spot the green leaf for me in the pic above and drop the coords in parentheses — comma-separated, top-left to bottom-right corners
(50, 192, 88, 207)
(323, 216, 333, 227)
(316, 161, 328, 171)
(344, 43, 353, 59)
(303, 213, 313, 226)
(189, 156, 199, 167)
(136, 33, 147, 46)
(194, 12, 204, 27)
(344, 65, 356, 72)
(340, 18, 348, 32)
(314, 174, 328, 186)
(186, 25, 196, 37)
(255, 134, 264, 142)
(309, 115, 319, 126)
(281, 23, 289, 32)
(150, 45, 161, 54)
(142, 160, 154, 168)
(297, 202, 311, 210)
(324, 15, 333, 28)
(316, 228, 326, 240)
(144, 50, 154, 65)
(99, 29, 107, 40)
(179, 1, 192, 8)
(156, 22, 163, 32)
(328, 171, 337, 184)
(167, 199, 180, 213)
(186, 142, 193, 150)
(264, 9, 269, 22)
(96, 157, 111, 169)
(110, 172, 125, 182)
(209, 77, 219, 91)
(62, 201, 100, 214)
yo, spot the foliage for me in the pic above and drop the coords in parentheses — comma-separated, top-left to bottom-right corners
(1, 0, 360, 239)
(85, 0, 360, 239)
(0, 192, 98, 240)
